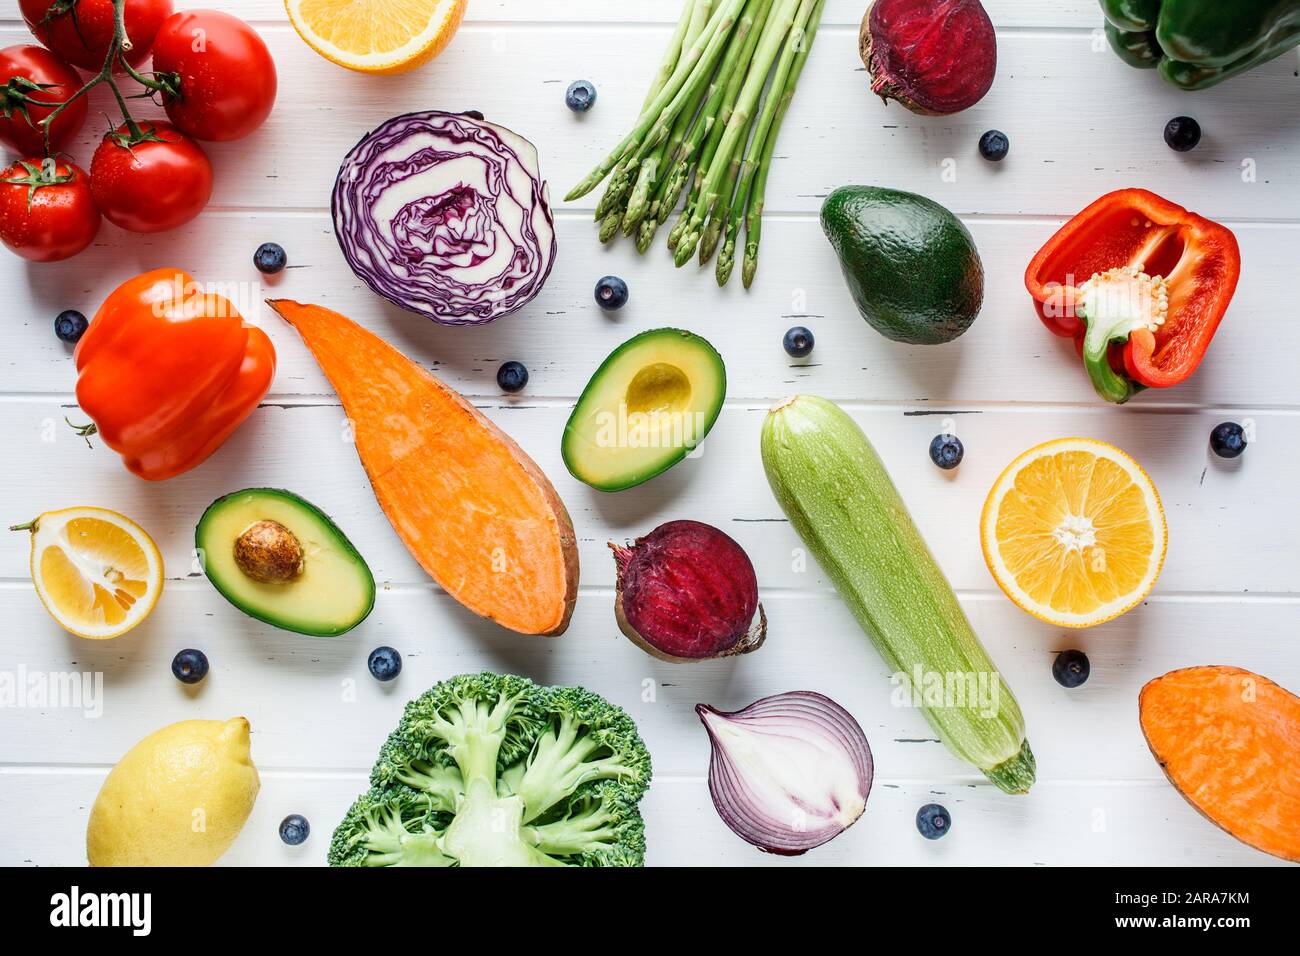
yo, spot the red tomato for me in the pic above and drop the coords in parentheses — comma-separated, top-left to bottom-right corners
(151, 10, 276, 142)
(89, 120, 212, 233)
(0, 45, 87, 156)
(0, 157, 100, 261)
(20, 0, 173, 72)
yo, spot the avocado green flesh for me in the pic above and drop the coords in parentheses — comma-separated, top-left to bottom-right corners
(821, 186, 984, 345)
(562, 328, 726, 492)
(196, 489, 375, 636)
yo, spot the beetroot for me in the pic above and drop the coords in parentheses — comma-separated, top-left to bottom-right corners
(611, 520, 766, 663)
(860, 0, 997, 116)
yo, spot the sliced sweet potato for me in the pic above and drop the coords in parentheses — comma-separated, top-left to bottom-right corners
(268, 300, 578, 636)
(1140, 665, 1300, 862)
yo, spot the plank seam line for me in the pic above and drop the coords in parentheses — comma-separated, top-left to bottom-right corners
(0, 764, 1173, 786)
(0, 577, 1294, 602)
(177, 207, 1300, 229)
(0, 20, 1101, 38)
(6, 394, 1300, 414)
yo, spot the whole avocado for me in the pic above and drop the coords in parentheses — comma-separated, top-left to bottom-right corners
(821, 186, 984, 345)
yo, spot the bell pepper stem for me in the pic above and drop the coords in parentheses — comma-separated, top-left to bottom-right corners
(1081, 317, 1137, 405)
(65, 417, 98, 448)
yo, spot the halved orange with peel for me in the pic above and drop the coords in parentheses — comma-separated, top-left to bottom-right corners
(286, 0, 468, 75)
(980, 438, 1166, 629)
(13, 507, 163, 639)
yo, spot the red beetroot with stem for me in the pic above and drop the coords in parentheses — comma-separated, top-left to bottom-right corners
(611, 520, 766, 663)
(860, 0, 997, 116)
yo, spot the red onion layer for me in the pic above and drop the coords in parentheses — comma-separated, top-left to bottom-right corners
(697, 691, 873, 855)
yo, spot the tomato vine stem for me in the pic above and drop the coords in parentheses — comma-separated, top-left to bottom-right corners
(31, 0, 165, 154)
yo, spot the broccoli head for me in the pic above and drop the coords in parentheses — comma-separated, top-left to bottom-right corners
(329, 673, 652, 867)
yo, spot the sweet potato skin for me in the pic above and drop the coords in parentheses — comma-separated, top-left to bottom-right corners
(267, 299, 578, 636)
(1140, 665, 1300, 863)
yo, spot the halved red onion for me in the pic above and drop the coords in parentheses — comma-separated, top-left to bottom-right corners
(696, 691, 872, 855)
(332, 110, 557, 325)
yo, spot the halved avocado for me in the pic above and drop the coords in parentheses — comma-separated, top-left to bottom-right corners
(196, 488, 375, 636)
(562, 328, 726, 491)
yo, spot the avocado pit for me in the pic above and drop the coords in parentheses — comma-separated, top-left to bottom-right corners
(234, 520, 305, 584)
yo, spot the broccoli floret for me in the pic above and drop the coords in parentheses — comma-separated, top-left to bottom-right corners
(522, 781, 647, 867)
(370, 736, 462, 813)
(329, 673, 652, 867)
(515, 685, 652, 821)
(328, 787, 453, 867)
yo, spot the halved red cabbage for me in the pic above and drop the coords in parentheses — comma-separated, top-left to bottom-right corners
(332, 111, 557, 325)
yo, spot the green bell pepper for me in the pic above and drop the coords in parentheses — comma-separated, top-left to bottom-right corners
(1101, 0, 1300, 89)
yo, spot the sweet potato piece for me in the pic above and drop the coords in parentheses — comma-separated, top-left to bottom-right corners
(268, 300, 578, 636)
(1140, 665, 1300, 862)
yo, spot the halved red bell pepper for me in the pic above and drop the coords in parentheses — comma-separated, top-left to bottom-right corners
(74, 268, 276, 480)
(1025, 188, 1240, 403)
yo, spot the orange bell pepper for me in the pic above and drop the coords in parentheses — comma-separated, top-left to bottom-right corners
(1025, 189, 1240, 403)
(73, 268, 275, 480)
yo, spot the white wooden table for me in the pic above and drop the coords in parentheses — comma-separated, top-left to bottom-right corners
(2, 0, 1297, 866)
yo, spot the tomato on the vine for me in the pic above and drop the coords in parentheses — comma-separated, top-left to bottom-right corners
(90, 119, 212, 233)
(20, 0, 173, 72)
(0, 44, 87, 155)
(151, 10, 277, 142)
(0, 157, 99, 260)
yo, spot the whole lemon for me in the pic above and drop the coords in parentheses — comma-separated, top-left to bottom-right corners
(87, 717, 260, 866)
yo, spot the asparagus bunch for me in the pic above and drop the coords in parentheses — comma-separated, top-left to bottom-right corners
(566, 0, 825, 288)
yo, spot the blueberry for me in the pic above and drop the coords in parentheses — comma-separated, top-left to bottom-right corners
(460, 110, 485, 121)
(1209, 421, 1246, 459)
(916, 803, 951, 840)
(367, 646, 402, 682)
(1164, 116, 1201, 152)
(54, 310, 88, 344)
(565, 80, 597, 113)
(279, 814, 310, 846)
(1053, 649, 1090, 688)
(171, 648, 209, 685)
(929, 434, 964, 470)
(497, 361, 529, 393)
(253, 242, 287, 274)
(595, 275, 629, 310)
(782, 326, 814, 358)
(978, 130, 1009, 162)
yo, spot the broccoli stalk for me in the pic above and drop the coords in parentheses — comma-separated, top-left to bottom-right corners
(443, 782, 552, 867)
(328, 674, 652, 867)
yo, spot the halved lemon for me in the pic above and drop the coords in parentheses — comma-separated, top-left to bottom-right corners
(286, 0, 468, 75)
(980, 438, 1166, 629)
(14, 507, 164, 640)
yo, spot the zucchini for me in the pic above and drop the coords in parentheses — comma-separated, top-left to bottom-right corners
(760, 395, 1034, 793)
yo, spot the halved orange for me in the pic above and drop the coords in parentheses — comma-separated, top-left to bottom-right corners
(286, 0, 468, 75)
(980, 438, 1166, 629)
(14, 507, 164, 639)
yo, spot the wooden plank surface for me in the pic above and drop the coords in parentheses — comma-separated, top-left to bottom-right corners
(1, 0, 1296, 868)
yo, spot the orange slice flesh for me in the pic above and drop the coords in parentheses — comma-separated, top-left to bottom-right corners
(981, 438, 1166, 628)
(286, 0, 468, 75)
(27, 508, 163, 639)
